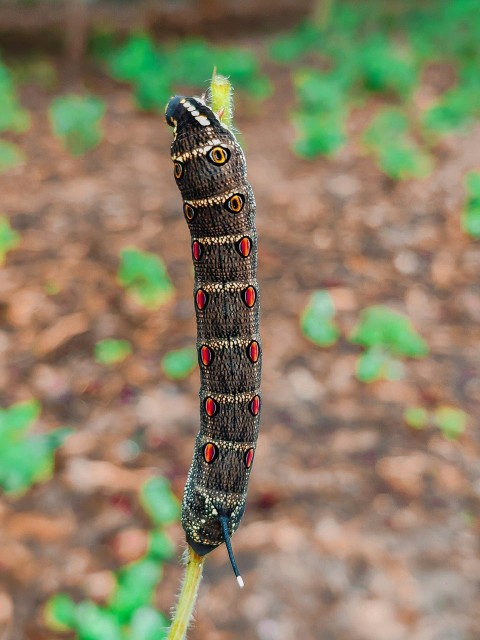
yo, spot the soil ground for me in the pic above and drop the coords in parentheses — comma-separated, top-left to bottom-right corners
(0, 38, 479, 640)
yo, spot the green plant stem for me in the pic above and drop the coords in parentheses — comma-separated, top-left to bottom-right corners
(210, 70, 233, 129)
(168, 546, 205, 640)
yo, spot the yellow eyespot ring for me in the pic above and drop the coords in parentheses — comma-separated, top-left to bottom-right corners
(207, 146, 231, 165)
(224, 193, 245, 214)
(174, 161, 184, 179)
(183, 202, 196, 222)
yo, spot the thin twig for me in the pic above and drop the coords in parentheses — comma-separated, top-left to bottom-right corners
(168, 546, 205, 640)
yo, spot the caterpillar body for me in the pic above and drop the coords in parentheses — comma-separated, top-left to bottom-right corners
(165, 95, 261, 584)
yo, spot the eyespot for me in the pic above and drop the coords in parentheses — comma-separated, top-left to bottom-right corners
(174, 161, 183, 179)
(192, 241, 204, 261)
(207, 146, 230, 165)
(236, 236, 252, 257)
(224, 194, 245, 214)
(183, 202, 196, 222)
(247, 340, 260, 363)
(242, 285, 257, 308)
(205, 397, 218, 417)
(249, 395, 260, 416)
(244, 448, 255, 469)
(195, 288, 209, 310)
(199, 345, 214, 366)
(203, 442, 219, 464)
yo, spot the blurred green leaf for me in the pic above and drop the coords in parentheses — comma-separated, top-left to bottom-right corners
(44, 594, 77, 631)
(0, 215, 20, 264)
(356, 348, 389, 383)
(106, 34, 162, 82)
(0, 140, 24, 172)
(118, 247, 174, 310)
(109, 559, 162, 624)
(433, 406, 468, 440)
(358, 34, 417, 97)
(75, 601, 124, 640)
(140, 477, 180, 527)
(404, 406, 429, 429)
(134, 71, 171, 112)
(161, 347, 197, 380)
(129, 606, 169, 640)
(292, 110, 346, 157)
(147, 530, 176, 562)
(269, 21, 322, 63)
(350, 305, 428, 357)
(49, 94, 105, 155)
(462, 171, 480, 238)
(95, 339, 132, 365)
(0, 92, 30, 133)
(0, 398, 41, 442)
(0, 399, 71, 496)
(363, 108, 433, 180)
(300, 290, 339, 346)
(293, 69, 345, 113)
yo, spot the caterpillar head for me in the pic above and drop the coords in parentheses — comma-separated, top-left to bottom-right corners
(165, 95, 229, 137)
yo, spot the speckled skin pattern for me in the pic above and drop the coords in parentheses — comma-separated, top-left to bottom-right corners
(165, 96, 261, 556)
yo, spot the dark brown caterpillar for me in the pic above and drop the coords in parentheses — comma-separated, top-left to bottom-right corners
(165, 95, 261, 586)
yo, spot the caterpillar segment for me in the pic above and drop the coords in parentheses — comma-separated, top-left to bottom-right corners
(166, 95, 261, 586)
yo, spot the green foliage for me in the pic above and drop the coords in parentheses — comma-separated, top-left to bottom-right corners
(404, 405, 468, 439)
(363, 109, 432, 180)
(49, 94, 105, 155)
(95, 339, 132, 365)
(0, 57, 30, 133)
(269, 20, 323, 63)
(103, 34, 271, 112)
(45, 476, 177, 639)
(271, 2, 480, 173)
(161, 347, 197, 381)
(0, 140, 24, 172)
(357, 34, 417, 98)
(147, 530, 176, 562)
(75, 601, 124, 640)
(0, 215, 20, 264)
(109, 559, 162, 624)
(350, 305, 428, 383)
(0, 399, 72, 496)
(140, 476, 181, 527)
(118, 247, 174, 310)
(462, 171, 480, 239)
(433, 406, 467, 440)
(300, 290, 339, 346)
(130, 607, 169, 640)
(44, 594, 77, 632)
(403, 406, 429, 430)
(291, 70, 347, 157)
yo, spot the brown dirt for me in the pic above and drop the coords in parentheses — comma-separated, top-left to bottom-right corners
(0, 39, 479, 640)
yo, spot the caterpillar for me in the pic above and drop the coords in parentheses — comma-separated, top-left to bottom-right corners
(165, 94, 261, 587)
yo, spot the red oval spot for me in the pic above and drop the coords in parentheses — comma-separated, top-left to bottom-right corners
(247, 340, 260, 363)
(236, 236, 251, 257)
(199, 345, 213, 366)
(195, 289, 208, 310)
(192, 241, 204, 261)
(242, 286, 256, 308)
(249, 394, 260, 416)
(205, 397, 218, 417)
(244, 448, 255, 469)
(203, 442, 218, 464)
